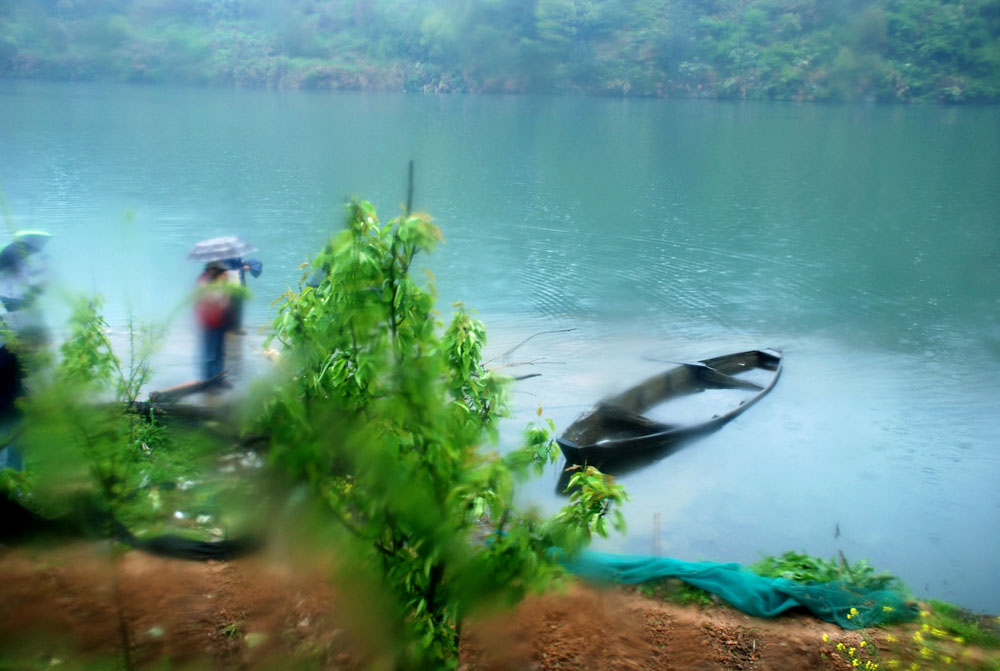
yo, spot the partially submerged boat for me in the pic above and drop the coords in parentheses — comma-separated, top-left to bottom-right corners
(557, 349, 782, 466)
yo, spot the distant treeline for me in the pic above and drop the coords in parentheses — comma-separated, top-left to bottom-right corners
(2, 0, 999, 102)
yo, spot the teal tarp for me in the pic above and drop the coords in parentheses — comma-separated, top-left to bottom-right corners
(566, 551, 918, 629)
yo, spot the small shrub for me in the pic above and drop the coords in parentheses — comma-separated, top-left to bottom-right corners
(750, 550, 901, 591)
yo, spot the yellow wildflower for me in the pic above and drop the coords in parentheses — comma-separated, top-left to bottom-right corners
(919, 647, 934, 659)
(921, 623, 930, 632)
(860, 640, 866, 647)
(847, 613, 852, 619)
(837, 642, 847, 651)
(931, 627, 947, 638)
(920, 610, 930, 618)
(822, 633, 830, 642)
(883, 605, 895, 612)
(885, 634, 897, 643)
(849, 647, 857, 656)
(850, 607, 859, 616)
(853, 660, 860, 667)
(951, 636, 964, 643)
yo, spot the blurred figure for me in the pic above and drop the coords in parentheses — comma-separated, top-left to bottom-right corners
(221, 256, 262, 334)
(0, 230, 51, 471)
(0, 330, 26, 470)
(0, 231, 50, 344)
(195, 261, 233, 387)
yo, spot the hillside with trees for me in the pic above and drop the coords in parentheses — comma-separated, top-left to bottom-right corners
(1, 0, 998, 102)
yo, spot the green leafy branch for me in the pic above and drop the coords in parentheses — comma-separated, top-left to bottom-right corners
(258, 198, 627, 670)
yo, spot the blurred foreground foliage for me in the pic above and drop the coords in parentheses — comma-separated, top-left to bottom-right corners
(3, 197, 628, 669)
(17, 299, 158, 528)
(257, 199, 627, 669)
(1, 0, 998, 102)
(8, 297, 244, 541)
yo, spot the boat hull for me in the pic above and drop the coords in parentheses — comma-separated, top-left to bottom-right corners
(557, 349, 782, 467)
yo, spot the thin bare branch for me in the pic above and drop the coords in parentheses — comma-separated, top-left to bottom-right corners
(489, 358, 564, 370)
(483, 329, 576, 365)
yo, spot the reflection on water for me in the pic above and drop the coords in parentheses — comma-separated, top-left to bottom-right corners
(1, 81, 998, 611)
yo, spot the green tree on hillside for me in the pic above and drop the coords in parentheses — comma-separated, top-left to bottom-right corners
(1, 0, 997, 101)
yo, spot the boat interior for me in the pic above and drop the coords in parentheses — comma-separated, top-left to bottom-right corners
(562, 350, 781, 447)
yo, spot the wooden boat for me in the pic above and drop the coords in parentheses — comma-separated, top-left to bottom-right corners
(557, 349, 782, 466)
(147, 373, 226, 404)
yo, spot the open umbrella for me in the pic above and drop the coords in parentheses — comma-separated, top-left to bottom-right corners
(187, 236, 258, 263)
(0, 230, 51, 271)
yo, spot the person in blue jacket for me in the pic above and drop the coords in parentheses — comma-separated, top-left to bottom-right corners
(221, 257, 262, 334)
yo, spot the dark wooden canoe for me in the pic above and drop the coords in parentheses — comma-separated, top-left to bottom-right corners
(557, 349, 782, 466)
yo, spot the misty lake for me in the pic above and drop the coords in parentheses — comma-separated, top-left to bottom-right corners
(1, 80, 998, 611)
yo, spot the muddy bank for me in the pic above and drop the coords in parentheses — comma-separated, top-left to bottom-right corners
(4, 542, 993, 670)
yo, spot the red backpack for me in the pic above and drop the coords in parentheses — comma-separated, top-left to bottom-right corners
(196, 286, 230, 329)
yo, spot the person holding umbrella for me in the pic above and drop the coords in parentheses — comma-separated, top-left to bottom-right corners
(188, 237, 257, 386)
(0, 230, 50, 340)
(0, 230, 51, 470)
(194, 261, 233, 387)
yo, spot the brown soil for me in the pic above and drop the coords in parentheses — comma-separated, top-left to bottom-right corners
(0, 542, 991, 671)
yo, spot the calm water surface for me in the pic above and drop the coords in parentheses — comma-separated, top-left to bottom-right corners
(1, 81, 998, 611)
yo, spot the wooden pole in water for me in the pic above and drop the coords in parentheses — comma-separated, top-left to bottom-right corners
(652, 512, 662, 557)
(406, 159, 414, 215)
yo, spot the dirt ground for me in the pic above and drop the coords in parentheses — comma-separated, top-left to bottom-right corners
(0, 542, 993, 671)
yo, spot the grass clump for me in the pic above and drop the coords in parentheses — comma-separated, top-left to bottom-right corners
(924, 600, 1000, 650)
(872, 605, 1000, 670)
(816, 584, 1000, 671)
(636, 578, 715, 607)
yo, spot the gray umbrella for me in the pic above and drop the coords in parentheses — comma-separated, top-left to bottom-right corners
(0, 230, 51, 271)
(187, 236, 258, 262)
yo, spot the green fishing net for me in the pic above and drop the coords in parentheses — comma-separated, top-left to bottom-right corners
(566, 551, 919, 629)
